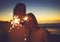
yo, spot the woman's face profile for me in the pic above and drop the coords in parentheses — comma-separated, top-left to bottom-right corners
(24, 15, 34, 29)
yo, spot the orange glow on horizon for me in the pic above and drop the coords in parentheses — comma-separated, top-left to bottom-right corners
(0, 15, 60, 24)
(0, 8, 60, 24)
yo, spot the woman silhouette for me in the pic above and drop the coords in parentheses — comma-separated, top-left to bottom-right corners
(25, 13, 49, 42)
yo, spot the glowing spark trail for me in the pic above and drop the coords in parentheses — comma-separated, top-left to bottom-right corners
(9, 15, 30, 32)
(9, 15, 20, 32)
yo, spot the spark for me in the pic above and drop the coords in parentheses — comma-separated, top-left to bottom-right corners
(9, 15, 30, 32)
(9, 15, 20, 32)
(10, 27, 12, 30)
(23, 16, 29, 21)
(24, 38, 27, 41)
(11, 15, 20, 26)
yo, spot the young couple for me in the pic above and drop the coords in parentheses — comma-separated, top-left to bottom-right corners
(8, 3, 49, 42)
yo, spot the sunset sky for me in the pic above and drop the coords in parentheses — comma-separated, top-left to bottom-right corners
(0, 0, 60, 24)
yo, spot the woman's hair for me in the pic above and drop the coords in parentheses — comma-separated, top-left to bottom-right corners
(27, 13, 38, 28)
(13, 3, 26, 16)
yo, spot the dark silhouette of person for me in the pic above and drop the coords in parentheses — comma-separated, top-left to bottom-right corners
(8, 3, 28, 42)
(13, 3, 26, 19)
(25, 13, 49, 42)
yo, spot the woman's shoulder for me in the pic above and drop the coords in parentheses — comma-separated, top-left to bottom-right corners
(38, 28, 46, 31)
(38, 27, 49, 33)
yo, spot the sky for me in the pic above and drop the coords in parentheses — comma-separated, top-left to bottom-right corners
(0, 0, 60, 24)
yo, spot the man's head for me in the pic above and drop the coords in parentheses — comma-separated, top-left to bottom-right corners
(13, 3, 26, 18)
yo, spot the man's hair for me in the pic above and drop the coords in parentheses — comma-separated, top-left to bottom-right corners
(13, 3, 26, 16)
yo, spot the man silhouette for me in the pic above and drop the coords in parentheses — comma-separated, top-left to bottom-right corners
(8, 3, 28, 42)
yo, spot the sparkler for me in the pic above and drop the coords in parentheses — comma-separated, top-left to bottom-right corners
(22, 16, 30, 22)
(9, 15, 30, 32)
(9, 15, 20, 32)
(11, 16, 20, 27)
(23, 16, 29, 21)
(20, 16, 30, 25)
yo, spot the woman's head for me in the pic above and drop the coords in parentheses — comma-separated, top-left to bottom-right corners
(25, 13, 38, 29)
(13, 3, 26, 18)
